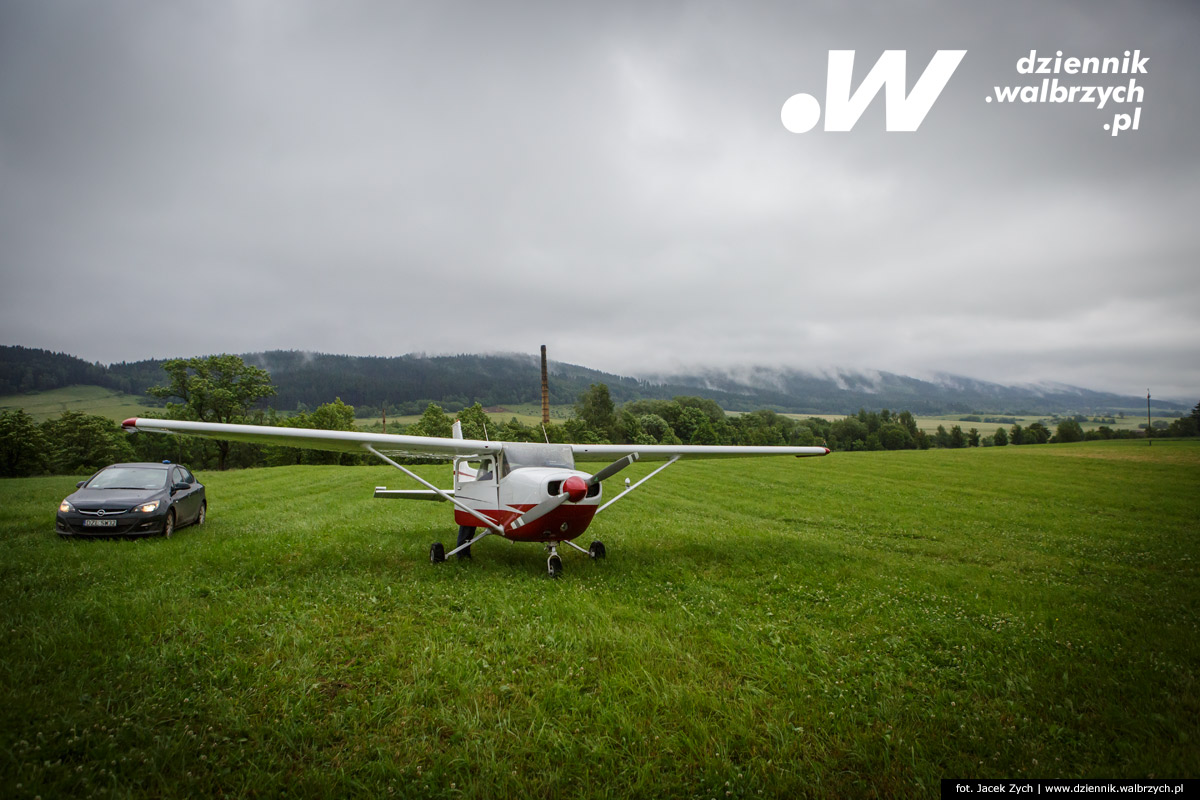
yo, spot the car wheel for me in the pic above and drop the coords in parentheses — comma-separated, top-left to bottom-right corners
(196, 502, 206, 527)
(163, 509, 176, 539)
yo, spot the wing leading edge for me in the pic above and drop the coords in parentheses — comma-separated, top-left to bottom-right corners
(121, 418, 830, 462)
(122, 418, 500, 460)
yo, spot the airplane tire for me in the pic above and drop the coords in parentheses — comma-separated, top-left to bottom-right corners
(429, 542, 446, 563)
(588, 541, 606, 560)
(547, 554, 563, 579)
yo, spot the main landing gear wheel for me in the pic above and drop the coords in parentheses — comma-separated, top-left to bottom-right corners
(588, 541, 606, 560)
(547, 554, 563, 579)
(429, 542, 446, 563)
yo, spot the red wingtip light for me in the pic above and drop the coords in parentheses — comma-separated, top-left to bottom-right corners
(122, 418, 138, 429)
(562, 475, 588, 503)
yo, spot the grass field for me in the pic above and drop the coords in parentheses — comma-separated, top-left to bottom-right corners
(0, 386, 157, 422)
(2, 441, 1197, 798)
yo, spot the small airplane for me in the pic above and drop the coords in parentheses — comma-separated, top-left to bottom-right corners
(122, 416, 829, 576)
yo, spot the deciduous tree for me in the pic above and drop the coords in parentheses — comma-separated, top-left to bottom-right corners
(0, 409, 48, 477)
(575, 384, 616, 441)
(42, 412, 136, 474)
(148, 354, 276, 469)
(1055, 419, 1084, 443)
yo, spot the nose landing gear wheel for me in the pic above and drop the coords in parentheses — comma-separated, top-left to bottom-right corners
(547, 554, 563, 578)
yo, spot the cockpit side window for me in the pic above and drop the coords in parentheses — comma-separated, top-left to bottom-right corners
(475, 457, 496, 483)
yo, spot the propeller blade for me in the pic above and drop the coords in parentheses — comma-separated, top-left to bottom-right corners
(505, 492, 570, 532)
(505, 454, 639, 533)
(587, 453, 639, 486)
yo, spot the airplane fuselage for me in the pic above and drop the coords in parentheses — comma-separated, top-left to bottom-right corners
(455, 465, 602, 542)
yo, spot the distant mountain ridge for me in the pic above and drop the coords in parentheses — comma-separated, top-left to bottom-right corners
(644, 366, 1180, 415)
(0, 345, 1185, 416)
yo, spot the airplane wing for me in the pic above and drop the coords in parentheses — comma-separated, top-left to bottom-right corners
(122, 418, 501, 460)
(122, 418, 829, 462)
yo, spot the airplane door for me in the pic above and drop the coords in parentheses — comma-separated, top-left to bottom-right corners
(455, 456, 500, 512)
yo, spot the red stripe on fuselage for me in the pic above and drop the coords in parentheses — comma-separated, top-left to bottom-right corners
(455, 503, 599, 542)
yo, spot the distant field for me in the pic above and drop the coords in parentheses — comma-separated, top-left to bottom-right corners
(914, 413, 1159, 434)
(357, 403, 571, 430)
(785, 412, 1173, 435)
(2, 440, 1197, 797)
(0, 385, 157, 421)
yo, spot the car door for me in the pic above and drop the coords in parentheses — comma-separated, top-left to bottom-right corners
(179, 466, 203, 523)
(171, 466, 200, 523)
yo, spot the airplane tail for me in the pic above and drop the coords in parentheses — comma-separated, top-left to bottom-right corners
(450, 419, 477, 481)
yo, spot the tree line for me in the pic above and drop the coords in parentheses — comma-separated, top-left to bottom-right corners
(3, 355, 1197, 478)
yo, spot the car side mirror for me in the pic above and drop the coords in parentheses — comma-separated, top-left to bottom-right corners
(76, 481, 86, 488)
(172, 481, 189, 492)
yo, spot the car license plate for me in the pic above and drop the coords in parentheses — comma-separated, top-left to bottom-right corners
(83, 519, 117, 528)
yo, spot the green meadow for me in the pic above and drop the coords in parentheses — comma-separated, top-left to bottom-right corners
(1, 441, 1197, 798)
(0, 386, 156, 422)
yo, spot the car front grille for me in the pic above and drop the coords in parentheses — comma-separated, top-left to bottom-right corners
(58, 518, 160, 535)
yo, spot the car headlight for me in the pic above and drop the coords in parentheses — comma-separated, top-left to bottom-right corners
(135, 501, 160, 513)
(59, 500, 73, 513)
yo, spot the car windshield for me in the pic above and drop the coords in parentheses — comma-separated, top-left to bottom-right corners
(87, 467, 168, 490)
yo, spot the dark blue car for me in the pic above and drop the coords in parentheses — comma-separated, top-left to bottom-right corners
(56, 462, 206, 538)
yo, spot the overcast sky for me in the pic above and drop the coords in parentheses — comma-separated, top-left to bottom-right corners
(2, 1, 1197, 400)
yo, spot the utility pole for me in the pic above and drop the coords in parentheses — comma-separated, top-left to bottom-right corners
(541, 345, 550, 426)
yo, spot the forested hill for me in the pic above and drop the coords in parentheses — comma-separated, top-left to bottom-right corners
(0, 345, 1186, 416)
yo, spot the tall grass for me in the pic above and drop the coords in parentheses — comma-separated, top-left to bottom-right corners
(1, 440, 1197, 798)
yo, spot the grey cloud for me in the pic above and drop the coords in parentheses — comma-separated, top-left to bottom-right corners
(1, 0, 1196, 400)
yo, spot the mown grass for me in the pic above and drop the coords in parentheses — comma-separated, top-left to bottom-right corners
(0, 386, 156, 422)
(1, 441, 1197, 798)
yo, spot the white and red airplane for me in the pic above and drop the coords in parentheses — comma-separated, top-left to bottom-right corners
(122, 416, 829, 576)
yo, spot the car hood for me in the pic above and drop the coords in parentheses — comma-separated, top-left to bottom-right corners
(67, 488, 163, 509)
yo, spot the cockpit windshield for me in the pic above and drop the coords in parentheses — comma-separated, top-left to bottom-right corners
(502, 443, 575, 470)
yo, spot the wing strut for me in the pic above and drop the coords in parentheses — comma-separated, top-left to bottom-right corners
(365, 445, 503, 535)
(594, 455, 680, 514)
